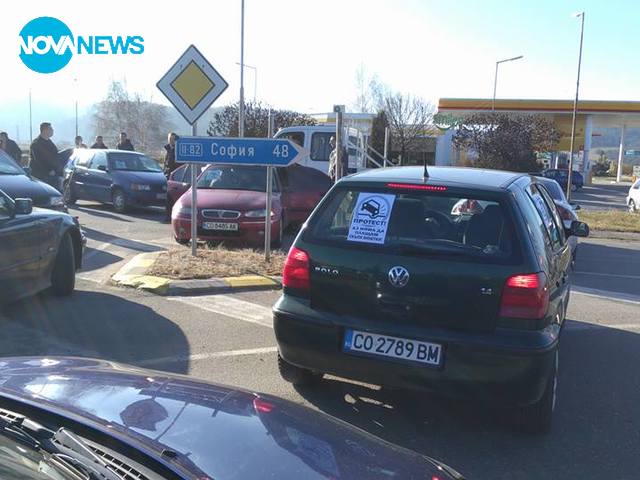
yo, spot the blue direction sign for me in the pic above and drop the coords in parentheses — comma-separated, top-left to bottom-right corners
(175, 137, 305, 167)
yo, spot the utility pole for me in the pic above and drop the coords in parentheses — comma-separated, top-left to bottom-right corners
(238, 0, 245, 138)
(29, 90, 33, 144)
(566, 12, 585, 201)
(492, 55, 524, 111)
(383, 126, 390, 167)
(190, 122, 198, 257)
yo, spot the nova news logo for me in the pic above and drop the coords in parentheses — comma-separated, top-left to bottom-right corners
(19, 16, 144, 74)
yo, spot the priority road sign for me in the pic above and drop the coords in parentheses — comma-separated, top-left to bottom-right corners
(175, 137, 305, 167)
(156, 45, 228, 125)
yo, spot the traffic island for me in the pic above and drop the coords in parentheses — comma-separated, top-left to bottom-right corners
(111, 248, 284, 296)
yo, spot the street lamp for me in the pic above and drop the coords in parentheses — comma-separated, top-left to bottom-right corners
(73, 78, 78, 138)
(566, 11, 585, 201)
(236, 62, 257, 102)
(239, 0, 245, 138)
(492, 55, 524, 111)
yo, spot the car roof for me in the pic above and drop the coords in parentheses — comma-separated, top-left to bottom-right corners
(341, 166, 527, 191)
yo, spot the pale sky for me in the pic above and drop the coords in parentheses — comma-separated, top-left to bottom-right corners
(3, 0, 640, 126)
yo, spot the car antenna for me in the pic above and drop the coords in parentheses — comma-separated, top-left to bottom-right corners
(423, 158, 429, 180)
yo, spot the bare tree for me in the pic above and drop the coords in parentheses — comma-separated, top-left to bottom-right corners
(383, 93, 434, 161)
(92, 81, 174, 155)
(352, 65, 387, 113)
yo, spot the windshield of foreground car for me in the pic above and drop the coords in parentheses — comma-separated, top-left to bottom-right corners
(197, 166, 269, 192)
(0, 151, 25, 175)
(109, 154, 162, 172)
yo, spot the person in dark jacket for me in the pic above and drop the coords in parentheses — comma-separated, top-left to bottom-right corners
(30, 122, 62, 189)
(116, 132, 135, 151)
(91, 136, 108, 149)
(0, 132, 23, 164)
(163, 132, 179, 221)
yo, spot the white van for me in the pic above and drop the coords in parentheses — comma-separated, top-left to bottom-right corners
(274, 125, 364, 175)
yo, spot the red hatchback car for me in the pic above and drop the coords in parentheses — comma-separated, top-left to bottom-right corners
(171, 164, 331, 246)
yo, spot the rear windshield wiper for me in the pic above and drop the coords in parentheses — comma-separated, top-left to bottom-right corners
(0, 410, 123, 480)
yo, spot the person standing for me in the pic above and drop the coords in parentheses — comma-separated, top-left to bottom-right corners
(74, 135, 87, 148)
(30, 122, 62, 190)
(163, 132, 179, 222)
(0, 132, 23, 164)
(328, 135, 348, 182)
(91, 136, 108, 149)
(116, 132, 135, 151)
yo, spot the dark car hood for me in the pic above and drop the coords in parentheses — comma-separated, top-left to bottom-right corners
(0, 357, 458, 480)
(111, 170, 166, 185)
(180, 188, 278, 211)
(0, 173, 59, 207)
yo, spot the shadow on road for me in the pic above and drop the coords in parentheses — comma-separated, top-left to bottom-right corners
(82, 226, 165, 252)
(70, 203, 164, 222)
(0, 290, 191, 375)
(294, 321, 640, 479)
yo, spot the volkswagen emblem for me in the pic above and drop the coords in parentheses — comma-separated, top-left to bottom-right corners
(388, 266, 409, 288)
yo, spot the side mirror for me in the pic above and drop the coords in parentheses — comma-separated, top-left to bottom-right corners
(22, 166, 32, 176)
(97, 165, 108, 172)
(568, 220, 589, 238)
(14, 198, 33, 216)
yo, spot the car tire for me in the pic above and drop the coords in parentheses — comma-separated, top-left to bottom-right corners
(513, 348, 557, 435)
(571, 184, 577, 192)
(629, 199, 636, 213)
(112, 188, 127, 213)
(63, 181, 76, 205)
(174, 236, 190, 245)
(51, 233, 76, 297)
(277, 353, 322, 386)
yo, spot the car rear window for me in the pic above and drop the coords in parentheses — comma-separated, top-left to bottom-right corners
(306, 186, 519, 261)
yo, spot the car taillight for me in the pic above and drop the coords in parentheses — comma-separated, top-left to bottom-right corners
(282, 247, 310, 293)
(253, 397, 275, 413)
(499, 272, 549, 319)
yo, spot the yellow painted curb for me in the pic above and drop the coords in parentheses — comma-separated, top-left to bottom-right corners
(225, 275, 278, 288)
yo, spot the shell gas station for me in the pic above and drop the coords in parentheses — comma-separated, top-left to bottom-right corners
(434, 98, 640, 184)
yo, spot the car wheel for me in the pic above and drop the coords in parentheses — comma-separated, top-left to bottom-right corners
(513, 348, 558, 434)
(51, 232, 76, 297)
(629, 199, 636, 213)
(571, 184, 577, 192)
(277, 353, 322, 386)
(112, 188, 127, 213)
(63, 181, 76, 205)
(174, 236, 190, 245)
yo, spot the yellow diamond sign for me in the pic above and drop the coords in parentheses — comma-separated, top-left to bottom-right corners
(157, 45, 228, 125)
(170, 61, 215, 110)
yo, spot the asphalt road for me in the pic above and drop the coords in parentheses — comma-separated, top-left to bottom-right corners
(572, 182, 629, 211)
(1, 199, 639, 479)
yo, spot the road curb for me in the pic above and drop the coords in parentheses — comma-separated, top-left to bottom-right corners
(111, 252, 282, 296)
(589, 230, 640, 241)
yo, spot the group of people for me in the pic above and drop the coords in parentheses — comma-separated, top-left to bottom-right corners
(74, 132, 136, 151)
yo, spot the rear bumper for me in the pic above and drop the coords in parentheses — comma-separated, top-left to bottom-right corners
(274, 295, 559, 407)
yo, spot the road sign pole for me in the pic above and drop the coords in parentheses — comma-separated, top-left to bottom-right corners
(383, 127, 389, 167)
(264, 166, 273, 261)
(239, 0, 245, 138)
(191, 122, 198, 257)
(335, 106, 344, 182)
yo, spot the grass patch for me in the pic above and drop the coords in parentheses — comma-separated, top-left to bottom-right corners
(148, 245, 286, 280)
(579, 210, 640, 233)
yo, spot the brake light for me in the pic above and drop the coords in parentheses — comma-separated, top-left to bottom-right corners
(282, 247, 310, 293)
(499, 273, 549, 319)
(253, 397, 275, 413)
(386, 183, 447, 192)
